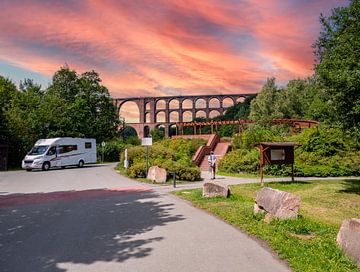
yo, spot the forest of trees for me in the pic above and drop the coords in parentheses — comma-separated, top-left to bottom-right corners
(0, 66, 120, 167)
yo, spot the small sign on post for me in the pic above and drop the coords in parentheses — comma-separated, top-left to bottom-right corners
(141, 138, 153, 177)
(101, 141, 106, 163)
(141, 138, 152, 146)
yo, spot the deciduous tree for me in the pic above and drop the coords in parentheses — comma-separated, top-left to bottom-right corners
(314, 0, 360, 129)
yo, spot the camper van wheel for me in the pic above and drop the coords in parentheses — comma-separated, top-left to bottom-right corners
(42, 162, 50, 171)
(78, 160, 84, 168)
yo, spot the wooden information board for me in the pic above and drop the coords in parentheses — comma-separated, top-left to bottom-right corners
(257, 142, 299, 186)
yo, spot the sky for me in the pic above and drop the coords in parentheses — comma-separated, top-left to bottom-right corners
(0, 0, 347, 112)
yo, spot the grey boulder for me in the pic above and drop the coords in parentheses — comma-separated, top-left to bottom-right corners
(254, 187, 300, 220)
(337, 218, 360, 267)
(203, 181, 230, 198)
(147, 166, 167, 183)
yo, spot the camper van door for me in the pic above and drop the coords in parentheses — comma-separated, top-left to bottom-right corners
(47, 146, 60, 167)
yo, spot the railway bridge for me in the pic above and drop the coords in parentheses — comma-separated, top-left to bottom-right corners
(115, 93, 253, 138)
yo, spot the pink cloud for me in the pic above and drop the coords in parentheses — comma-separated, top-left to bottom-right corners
(0, 0, 348, 103)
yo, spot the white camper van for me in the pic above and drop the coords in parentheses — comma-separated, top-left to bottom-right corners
(22, 138, 97, 171)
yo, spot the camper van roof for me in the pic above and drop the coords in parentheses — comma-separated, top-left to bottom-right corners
(35, 138, 61, 146)
(34, 138, 95, 146)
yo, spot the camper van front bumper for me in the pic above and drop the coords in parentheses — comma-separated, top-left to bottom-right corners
(22, 160, 43, 169)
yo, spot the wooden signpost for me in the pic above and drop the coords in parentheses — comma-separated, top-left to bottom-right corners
(142, 137, 153, 176)
(257, 142, 299, 186)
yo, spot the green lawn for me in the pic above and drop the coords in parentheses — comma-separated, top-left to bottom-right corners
(174, 179, 360, 272)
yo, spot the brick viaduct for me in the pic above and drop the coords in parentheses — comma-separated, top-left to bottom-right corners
(114, 94, 253, 138)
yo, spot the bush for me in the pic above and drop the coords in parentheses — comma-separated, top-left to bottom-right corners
(125, 136, 141, 146)
(264, 164, 292, 176)
(160, 138, 206, 160)
(97, 140, 127, 162)
(120, 145, 176, 166)
(125, 159, 201, 181)
(127, 162, 146, 178)
(174, 165, 201, 181)
(121, 138, 204, 181)
(159, 160, 201, 181)
(219, 149, 260, 173)
(150, 128, 165, 142)
(221, 124, 360, 177)
(232, 124, 288, 150)
(294, 126, 351, 157)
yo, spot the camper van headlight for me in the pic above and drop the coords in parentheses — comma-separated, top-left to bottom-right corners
(33, 159, 42, 165)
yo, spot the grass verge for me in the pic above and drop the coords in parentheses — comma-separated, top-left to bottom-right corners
(173, 179, 360, 272)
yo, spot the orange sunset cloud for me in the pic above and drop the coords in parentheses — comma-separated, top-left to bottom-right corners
(0, 0, 348, 100)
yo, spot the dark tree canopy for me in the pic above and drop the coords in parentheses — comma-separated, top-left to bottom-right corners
(45, 66, 120, 141)
(0, 76, 17, 145)
(314, 0, 360, 129)
(222, 95, 256, 120)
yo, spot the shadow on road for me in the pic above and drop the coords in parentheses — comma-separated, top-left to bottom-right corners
(0, 189, 184, 271)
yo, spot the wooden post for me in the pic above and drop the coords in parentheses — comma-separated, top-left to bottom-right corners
(175, 125, 178, 136)
(211, 124, 214, 134)
(199, 125, 202, 135)
(181, 126, 184, 135)
(260, 164, 264, 186)
(291, 163, 294, 182)
(259, 144, 264, 186)
(194, 125, 196, 135)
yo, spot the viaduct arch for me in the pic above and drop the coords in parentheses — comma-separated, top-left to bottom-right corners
(115, 94, 253, 138)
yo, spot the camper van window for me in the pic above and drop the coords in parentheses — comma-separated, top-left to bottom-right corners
(28, 145, 49, 155)
(85, 142, 92, 149)
(59, 145, 78, 154)
(47, 146, 56, 156)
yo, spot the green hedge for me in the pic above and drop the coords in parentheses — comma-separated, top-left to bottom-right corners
(159, 160, 201, 181)
(127, 162, 146, 178)
(120, 138, 205, 181)
(218, 149, 259, 173)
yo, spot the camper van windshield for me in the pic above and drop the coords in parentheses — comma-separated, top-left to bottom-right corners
(28, 145, 49, 155)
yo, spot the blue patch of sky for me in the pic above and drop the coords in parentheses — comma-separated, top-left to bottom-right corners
(167, 8, 227, 37)
(222, 31, 259, 54)
(0, 60, 51, 89)
(5, 34, 131, 74)
(102, 60, 132, 74)
(286, 0, 348, 15)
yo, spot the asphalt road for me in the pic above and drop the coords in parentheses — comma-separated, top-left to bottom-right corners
(0, 164, 290, 272)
